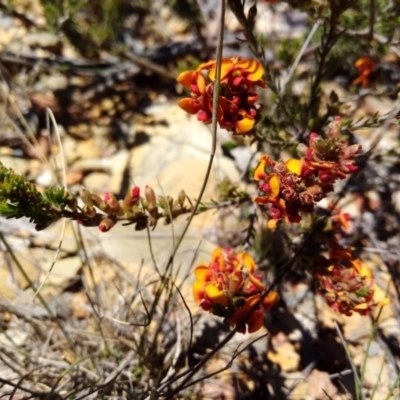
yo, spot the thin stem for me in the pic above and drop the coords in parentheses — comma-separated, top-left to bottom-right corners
(144, 0, 226, 325)
(335, 321, 366, 400)
(369, 0, 375, 43)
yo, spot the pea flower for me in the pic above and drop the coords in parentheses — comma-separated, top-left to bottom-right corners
(316, 249, 389, 316)
(192, 247, 278, 333)
(177, 57, 266, 135)
(353, 56, 376, 87)
(253, 118, 362, 229)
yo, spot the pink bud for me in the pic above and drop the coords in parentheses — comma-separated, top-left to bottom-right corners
(319, 171, 335, 185)
(305, 148, 314, 161)
(104, 193, 121, 213)
(268, 207, 281, 220)
(99, 224, 108, 232)
(200, 298, 213, 311)
(190, 83, 200, 94)
(232, 96, 240, 106)
(132, 186, 140, 199)
(343, 144, 362, 159)
(344, 163, 358, 173)
(309, 133, 319, 143)
(197, 110, 209, 122)
(232, 76, 243, 87)
(98, 218, 116, 232)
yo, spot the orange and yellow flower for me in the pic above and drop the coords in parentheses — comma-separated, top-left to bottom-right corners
(192, 247, 278, 333)
(253, 155, 305, 229)
(316, 249, 389, 316)
(253, 118, 361, 229)
(353, 56, 376, 87)
(177, 57, 266, 135)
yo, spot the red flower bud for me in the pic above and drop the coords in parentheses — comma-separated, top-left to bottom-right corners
(103, 192, 111, 202)
(268, 207, 281, 220)
(123, 186, 141, 209)
(104, 192, 121, 213)
(132, 186, 140, 200)
(198, 110, 210, 122)
(98, 218, 116, 232)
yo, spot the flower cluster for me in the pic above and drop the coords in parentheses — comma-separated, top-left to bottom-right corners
(177, 57, 266, 134)
(302, 205, 390, 316)
(79, 185, 192, 232)
(253, 117, 362, 229)
(315, 247, 389, 316)
(192, 247, 278, 333)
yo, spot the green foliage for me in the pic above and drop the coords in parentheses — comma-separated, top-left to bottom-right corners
(275, 37, 303, 66)
(167, 0, 201, 23)
(39, 0, 128, 55)
(0, 162, 66, 230)
(43, 186, 68, 207)
(332, 0, 399, 65)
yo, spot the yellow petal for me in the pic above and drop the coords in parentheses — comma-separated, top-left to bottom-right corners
(228, 274, 243, 294)
(286, 159, 303, 175)
(236, 111, 255, 134)
(205, 285, 229, 306)
(248, 273, 266, 291)
(373, 285, 390, 307)
(269, 175, 280, 198)
(209, 58, 232, 81)
(194, 265, 212, 282)
(176, 70, 193, 87)
(262, 291, 279, 311)
(211, 247, 225, 271)
(378, 297, 390, 307)
(196, 60, 216, 72)
(338, 212, 350, 231)
(197, 73, 206, 95)
(254, 157, 268, 181)
(192, 281, 205, 303)
(353, 303, 369, 311)
(267, 219, 279, 230)
(239, 252, 257, 272)
(235, 58, 264, 81)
